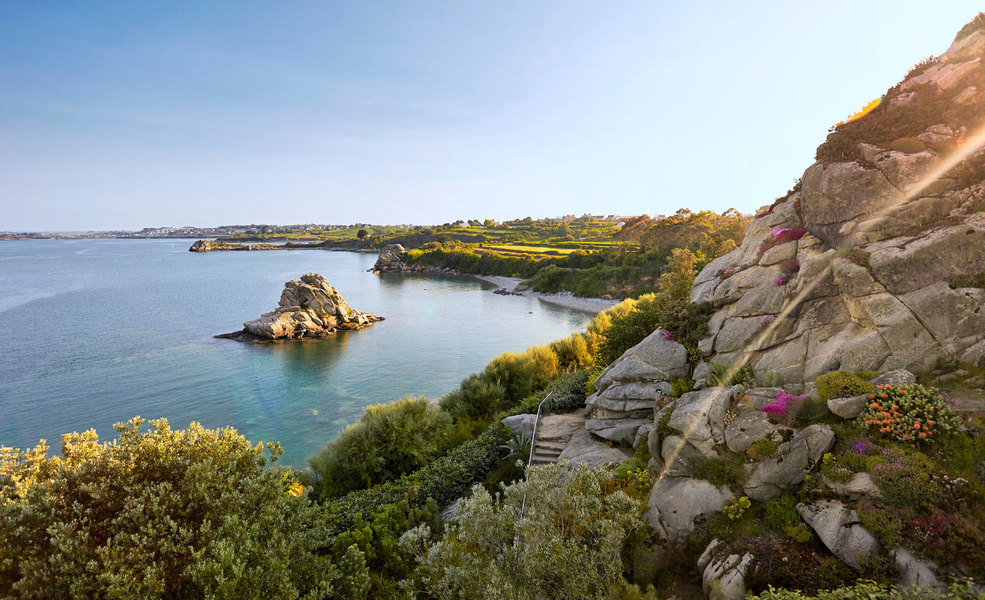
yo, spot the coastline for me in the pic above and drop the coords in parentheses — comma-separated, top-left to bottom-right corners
(472, 274, 619, 314)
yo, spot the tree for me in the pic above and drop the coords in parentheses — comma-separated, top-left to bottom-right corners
(0, 418, 334, 599)
(356, 228, 369, 240)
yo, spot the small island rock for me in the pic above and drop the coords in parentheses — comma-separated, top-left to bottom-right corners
(219, 273, 383, 342)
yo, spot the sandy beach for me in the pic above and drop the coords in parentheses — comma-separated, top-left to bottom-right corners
(473, 275, 620, 313)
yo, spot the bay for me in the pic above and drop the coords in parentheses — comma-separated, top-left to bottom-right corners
(0, 239, 593, 466)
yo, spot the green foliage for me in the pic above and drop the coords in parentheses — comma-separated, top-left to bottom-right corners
(722, 496, 752, 520)
(685, 455, 739, 487)
(671, 377, 694, 397)
(749, 578, 983, 600)
(0, 418, 334, 600)
(855, 384, 957, 446)
(411, 463, 645, 600)
(794, 396, 833, 424)
(954, 11, 985, 42)
(549, 332, 598, 372)
(592, 294, 662, 366)
(814, 370, 873, 402)
(887, 137, 926, 154)
(707, 362, 757, 387)
(749, 438, 780, 459)
(329, 499, 441, 597)
(511, 369, 591, 417)
(440, 374, 509, 422)
(309, 396, 454, 500)
(321, 425, 510, 536)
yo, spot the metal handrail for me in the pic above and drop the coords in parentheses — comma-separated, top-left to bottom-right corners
(517, 391, 552, 528)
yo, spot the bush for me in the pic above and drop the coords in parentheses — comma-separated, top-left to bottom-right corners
(0, 418, 334, 599)
(440, 374, 509, 422)
(707, 362, 757, 387)
(814, 371, 873, 402)
(855, 384, 957, 446)
(511, 369, 590, 416)
(549, 332, 598, 372)
(309, 396, 453, 500)
(411, 463, 645, 599)
(592, 294, 662, 366)
(321, 425, 510, 536)
(887, 137, 926, 154)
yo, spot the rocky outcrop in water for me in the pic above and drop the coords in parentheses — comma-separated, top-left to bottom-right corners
(218, 273, 383, 342)
(691, 30, 985, 383)
(189, 240, 282, 252)
(372, 244, 407, 272)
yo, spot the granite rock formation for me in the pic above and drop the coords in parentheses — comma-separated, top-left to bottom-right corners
(692, 31, 985, 383)
(219, 273, 382, 341)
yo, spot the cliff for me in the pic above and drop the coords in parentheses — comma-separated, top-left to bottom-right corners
(691, 27, 985, 384)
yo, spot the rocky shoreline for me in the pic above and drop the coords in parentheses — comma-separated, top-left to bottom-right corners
(371, 244, 619, 314)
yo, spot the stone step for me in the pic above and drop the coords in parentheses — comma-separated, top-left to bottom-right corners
(534, 441, 567, 452)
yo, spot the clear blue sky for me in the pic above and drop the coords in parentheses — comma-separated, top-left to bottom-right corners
(1, 1, 981, 231)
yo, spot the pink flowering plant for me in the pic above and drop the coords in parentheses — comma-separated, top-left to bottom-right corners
(761, 392, 809, 427)
(758, 228, 807, 256)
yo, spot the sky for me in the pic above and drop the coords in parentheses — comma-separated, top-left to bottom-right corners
(1, 1, 983, 231)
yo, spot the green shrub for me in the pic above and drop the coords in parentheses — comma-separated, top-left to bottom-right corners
(887, 137, 926, 154)
(549, 332, 597, 372)
(685, 455, 739, 487)
(309, 396, 453, 500)
(749, 438, 780, 459)
(321, 425, 510, 536)
(0, 418, 334, 599)
(814, 370, 873, 402)
(707, 362, 757, 387)
(509, 369, 590, 417)
(440, 374, 509, 421)
(482, 346, 559, 406)
(855, 384, 957, 446)
(412, 463, 645, 599)
(592, 294, 662, 366)
(671, 378, 694, 397)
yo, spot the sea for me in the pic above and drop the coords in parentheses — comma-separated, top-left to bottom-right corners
(0, 239, 594, 466)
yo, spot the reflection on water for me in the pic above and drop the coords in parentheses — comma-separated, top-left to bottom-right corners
(0, 240, 595, 465)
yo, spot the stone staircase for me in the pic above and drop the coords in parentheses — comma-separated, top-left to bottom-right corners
(529, 413, 585, 466)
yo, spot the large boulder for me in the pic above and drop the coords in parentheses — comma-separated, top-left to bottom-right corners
(702, 553, 754, 600)
(231, 273, 383, 341)
(645, 476, 734, 544)
(744, 425, 835, 500)
(796, 500, 880, 570)
(666, 386, 744, 457)
(556, 428, 632, 469)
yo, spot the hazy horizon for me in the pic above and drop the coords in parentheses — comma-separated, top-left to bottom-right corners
(2, 1, 982, 231)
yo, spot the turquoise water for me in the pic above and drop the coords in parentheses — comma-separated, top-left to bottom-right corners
(0, 240, 593, 466)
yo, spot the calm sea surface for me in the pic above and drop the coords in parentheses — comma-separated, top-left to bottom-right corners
(0, 240, 593, 466)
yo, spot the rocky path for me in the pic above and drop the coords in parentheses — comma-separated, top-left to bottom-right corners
(530, 413, 585, 466)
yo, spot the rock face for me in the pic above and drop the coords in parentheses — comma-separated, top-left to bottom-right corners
(373, 244, 407, 272)
(744, 424, 835, 500)
(222, 273, 383, 341)
(584, 329, 687, 442)
(691, 31, 985, 383)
